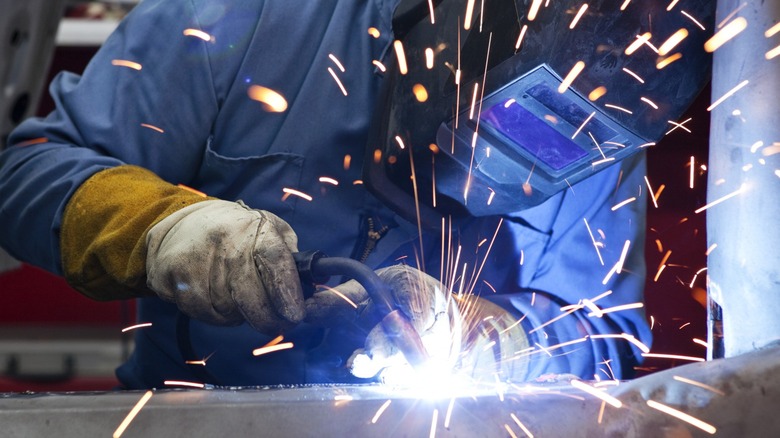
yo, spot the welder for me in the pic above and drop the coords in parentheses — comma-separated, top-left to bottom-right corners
(0, 0, 708, 388)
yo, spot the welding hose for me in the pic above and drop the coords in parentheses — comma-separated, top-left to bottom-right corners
(293, 251, 430, 369)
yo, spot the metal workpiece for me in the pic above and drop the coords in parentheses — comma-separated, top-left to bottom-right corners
(3, 345, 780, 437)
(707, 0, 780, 358)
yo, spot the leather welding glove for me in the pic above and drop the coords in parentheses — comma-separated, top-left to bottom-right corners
(305, 265, 462, 378)
(454, 296, 530, 383)
(61, 165, 305, 333)
(145, 200, 304, 332)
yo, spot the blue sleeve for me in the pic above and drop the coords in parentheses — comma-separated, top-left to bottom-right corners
(488, 152, 651, 380)
(0, 0, 254, 274)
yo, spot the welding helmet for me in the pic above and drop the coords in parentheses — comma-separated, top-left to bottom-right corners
(365, 0, 714, 227)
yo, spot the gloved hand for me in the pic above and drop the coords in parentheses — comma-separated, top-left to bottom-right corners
(305, 265, 462, 378)
(455, 296, 530, 383)
(306, 264, 530, 381)
(145, 200, 305, 333)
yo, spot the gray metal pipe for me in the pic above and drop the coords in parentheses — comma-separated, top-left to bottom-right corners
(707, 0, 780, 357)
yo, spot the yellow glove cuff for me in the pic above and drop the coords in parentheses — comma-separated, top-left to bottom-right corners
(61, 165, 212, 300)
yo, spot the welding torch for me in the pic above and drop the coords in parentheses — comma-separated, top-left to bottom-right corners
(292, 251, 430, 371)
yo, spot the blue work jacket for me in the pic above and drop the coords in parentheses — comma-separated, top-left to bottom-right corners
(0, 0, 650, 388)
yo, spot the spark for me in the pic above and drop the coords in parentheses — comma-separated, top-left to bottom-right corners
(558, 61, 585, 94)
(644, 176, 659, 208)
(469, 83, 479, 119)
(282, 188, 313, 201)
(582, 299, 602, 317)
(571, 380, 623, 408)
(319, 176, 339, 185)
(592, 157, 615, 167)
(666, 118, 692, 135)
(113, 390, 153, 438)
(252, 342, 294, 356)
(248, 85, 288, 112)
(395, 135, 406, 149)
(646, 400, 716, 434)
(704, 17, 747, 53)
(640, 142, 657, 148)
(371, 399, 392, 424)
(604, 103, 632, 114)
(413, 84, 429, 102)
(641, 353, 705, 362)
(328, 54, 346, 73)
(429, 409, 439, 438)
(164, 380, 205, 388)
(515, 25, 529, 50)
(588, 131, 607, 160)
(262, 335, 285, 348)
(762, 144, 780, 156)
(121, 322, 152, 333)
(673, 376, 725, 396)
(487, 189, 496, 205)
(718, 3, 747, 29)
(327, 67, 348, 96)
(590, 302, 643, 316)
(183, 28, 213, 42)
(112, 59, 142, 71)
(569, 4, 588, 30)
(177, 184, 207, 197)
(656, 53, 682, 69)
(528, 307, 578, 334)
(694, 184, 746, 213)
(615, 240, 631, 274)
(689, 156, 695, 188)
(425, 48, 434, 69)
(766, 22, 780, 38)
(591, 333, 650, 353)
(693, 338, 709, 348)
(625, 33, 652, 55)
(528, 0, 543, 21)
(14, 137, 48, 147)
(185, 351, 215, 366)
(393, 40, 408, 74)
(650, 315, 655, 329)
(681, 11, 706, 31)
(679, 322, 691, 329)
(640, 97, 659, 109)
(571, 111, 595, 140)
(654, 249, 672, 282)
(505, 425, 519, 438)
(464, 0, 476, 29)
(598, 400, 606, 423)
(444, 398, 456, 428)
(588, 86, 607, 101)
(140, 123, 164, 133)
(776, 170, 780, 178)
(427, 0, 435, 23)
(367, 27, 381, 38)
(372, 60, 387, 72)
(666, 0, 679, 11)
(620, 0, 631, 11)
(689, 267, 707, 288)
(343, 154, 351, 170)
(510, 413, 534, 437)
(584, 218, 604, 265)
(611, 197, 636, 211)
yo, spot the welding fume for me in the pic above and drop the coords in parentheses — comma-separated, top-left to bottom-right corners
(0, 0, 711, 390)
